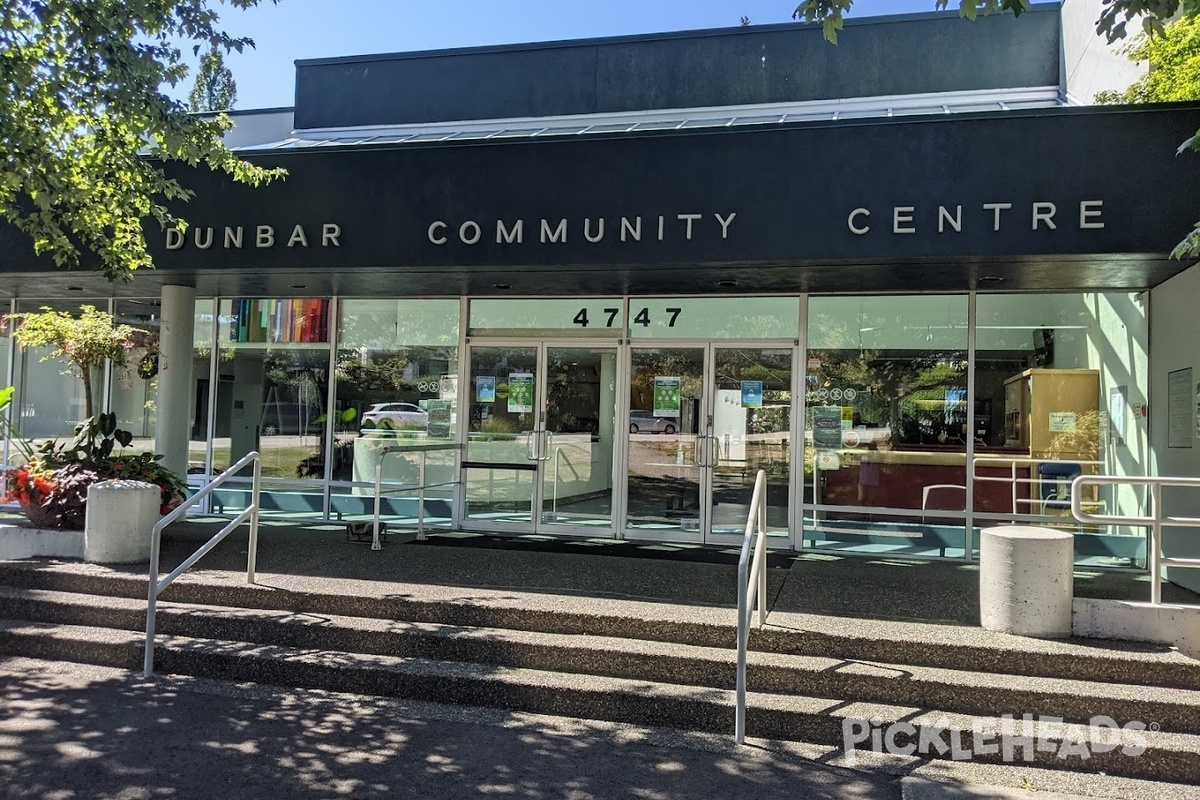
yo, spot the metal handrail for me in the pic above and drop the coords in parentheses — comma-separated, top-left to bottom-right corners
(973, 455, 1104, 516)
(144, 450, 261, 677)
(735, 469, 768, 745)
(372, 442, 462, 549)
(1072, 475, 1200, 605)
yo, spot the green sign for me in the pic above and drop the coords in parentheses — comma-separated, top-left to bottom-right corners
(653, 376, 681, 418)
(508, 373, 534, 413)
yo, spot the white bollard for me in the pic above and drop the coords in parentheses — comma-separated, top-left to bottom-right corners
(84, 480, 161, 564)
(979, 525, 1074, 638)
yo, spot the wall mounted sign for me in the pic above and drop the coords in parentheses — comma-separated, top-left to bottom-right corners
(1168, 368, 1192, 448)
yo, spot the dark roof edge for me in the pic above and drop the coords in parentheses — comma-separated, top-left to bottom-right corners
(231, 100, 1200, 157)
(293, 3, 1061, 69)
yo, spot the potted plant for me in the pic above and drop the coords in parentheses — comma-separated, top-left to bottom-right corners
(2, 412, 188, 530)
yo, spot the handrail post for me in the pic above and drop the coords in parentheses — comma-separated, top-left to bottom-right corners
(247, 454, 261, 584)
(372, 446, 387, 551)
(1151, 480, 1163, 605)
(757, 499, 767, 626)
(736, 557, 748, 744)
(417, 450, 428, 541)
(144, 529, 162, 678)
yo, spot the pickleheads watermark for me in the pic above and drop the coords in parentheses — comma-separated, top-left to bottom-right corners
(842, 714, 1153, 766)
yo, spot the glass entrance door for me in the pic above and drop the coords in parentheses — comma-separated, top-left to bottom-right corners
(463, 343, 617, 535)
(623, 345, 794, 543)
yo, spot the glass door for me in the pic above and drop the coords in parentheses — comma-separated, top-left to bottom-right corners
(624, 347, 708, 541)
(709, 347, 793, 539)
(623, 344, 794, 543)
(463, 342, 617, 535)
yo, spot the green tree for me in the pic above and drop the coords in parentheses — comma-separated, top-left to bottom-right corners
(0, 1, 284, 283)
(1096, 15, 1200, 104)
(793, 0, 1200, 258)
(189, 47, 238, 112)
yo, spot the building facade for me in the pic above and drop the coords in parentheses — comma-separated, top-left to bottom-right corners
(3, 4, 1200, 590)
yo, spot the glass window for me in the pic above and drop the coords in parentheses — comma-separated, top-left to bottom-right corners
(332, 299, 460, 524)
(805, 295, 969, 558)
(628, 297, 798, 339)
(976, 293, 1148, 567)
(11, 299, 106, 441)
(213, 298, 332, 495)
(109, 299, 161, 454)
(469, 298, 623, 337)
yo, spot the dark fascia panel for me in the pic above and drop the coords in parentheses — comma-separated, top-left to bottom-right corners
(294, 6, 1061, 130)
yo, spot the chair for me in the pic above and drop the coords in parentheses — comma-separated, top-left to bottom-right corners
(921, 483, 966, 512)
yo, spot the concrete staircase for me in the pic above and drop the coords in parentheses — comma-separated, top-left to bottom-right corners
(0, 561, 1198, 786)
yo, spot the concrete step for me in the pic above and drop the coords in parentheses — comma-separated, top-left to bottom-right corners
(1, 619, 1197, 785)
(4, 586, 1200, 738)
(0, 564, 1196, 690)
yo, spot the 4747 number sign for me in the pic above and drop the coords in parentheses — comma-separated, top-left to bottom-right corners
(572, 307, 682, 329)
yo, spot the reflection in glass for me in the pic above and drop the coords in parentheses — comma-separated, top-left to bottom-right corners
(333, 299, 460, 524)
(464, 346, 538, 525)
(977, 293, 1148, 568)
(626, 348, 704, 533)
(541, 347, 615, 530)
(109, 299, 161, 455)
(710, 348, 791, 536)
(214, 298, 330, 494)
(805, 295, 969, 557)
(11, 299, 103, 441)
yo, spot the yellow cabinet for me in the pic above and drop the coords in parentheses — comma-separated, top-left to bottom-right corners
(1003, 369, 1100, 458)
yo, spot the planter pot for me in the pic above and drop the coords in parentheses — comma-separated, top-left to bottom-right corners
(20, 499, 62, 531)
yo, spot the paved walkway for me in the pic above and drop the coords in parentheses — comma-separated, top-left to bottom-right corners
(0, 657, 896, 800)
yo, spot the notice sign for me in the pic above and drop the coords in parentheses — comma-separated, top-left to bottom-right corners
(475, 376, 496, 403)
(427, 399, 452, 438)
(741, 380, 763, 409)
(813, 406, 843, 449)
(508, 373, 534, 413)
(1168, 367, 1192, 448)
(1048, 412, 1077, 433)
(654, 376, 681, 418)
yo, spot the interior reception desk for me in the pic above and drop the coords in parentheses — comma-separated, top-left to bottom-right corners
(817, 447, 1030, 513)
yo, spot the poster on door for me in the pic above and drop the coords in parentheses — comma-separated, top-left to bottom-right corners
(812, 406, 844, 449)
(475, 376, 496, 403)
(507, 373, 534, 413)
(740, 380, 763, 409)
(653, 376, 681, 418)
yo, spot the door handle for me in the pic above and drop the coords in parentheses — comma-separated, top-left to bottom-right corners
(525, 430, 538, 461)
(692, 435, 704, 467)
(540, 430, 554, 462)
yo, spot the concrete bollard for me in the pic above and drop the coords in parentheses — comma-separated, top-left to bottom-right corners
(84, 480, 160, 564)
(979, 525, 1074, 638)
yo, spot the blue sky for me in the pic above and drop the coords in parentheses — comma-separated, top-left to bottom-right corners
(195, 0, 959, 110)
